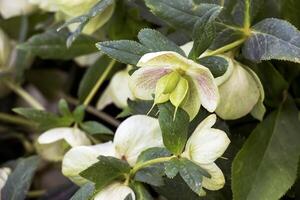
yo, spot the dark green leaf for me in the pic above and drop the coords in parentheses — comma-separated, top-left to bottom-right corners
(136, 147, 171, 164)
(80, 121, 113, 135)
(179, 158, 210, 196)
(189, 5, 222, 58)
(58, 0, 115, 47)
(13, 108, 73, 130)
(138, 28, 185, 56)
(158, 103, 190, 155)
(77, 55, 112, 102)
(127, 99, 158, 117)
(164, 158, 181, 179)
(80, 156, 131, 189)
(144, 0, 221, 31)
(243, 18, 300, 63)
(232, 97, 300, 200)
(197, 56, 228, 77)
(2, 156, 39, 200)
(70, 183, 95, 200)
(18, 30, 97, 60)
(282, 0, 300, 29)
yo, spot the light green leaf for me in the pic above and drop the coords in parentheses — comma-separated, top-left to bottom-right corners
(138, 28, 185, 56)
(96, 40, 150, 65)
(58, 99, 72, 117)
(18, 30, 98, 60)
(80, 121, 113, 135)
(164, 158, 181, 179)
(73, 105, 85, 123)
(232, 97, 300, 200)
(70, 183, 95, 200)
(158, 103, 190, 155)
(2, 156, 39, 200)
(243, 18, 300, 63)
(80, 156, 131, 190)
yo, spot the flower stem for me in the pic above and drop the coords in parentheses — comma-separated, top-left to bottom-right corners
(130, 156, 176, 177)
(203, 38, 247, 57)
(5, 82, 44, 110)
(83, 59, 116, 107)
(0, 112, 36, 127)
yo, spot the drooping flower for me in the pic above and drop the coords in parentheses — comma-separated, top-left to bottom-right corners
(0, 0, 36, 19)
(62, 115, 163, 185)
(36, 127, 91, 162)
(97, 67, 134, 110)
(129, 51, 219, 120)
(182, 114, 230, 192)
(0, 167, 11, 199)
(62, 115, 162, 199)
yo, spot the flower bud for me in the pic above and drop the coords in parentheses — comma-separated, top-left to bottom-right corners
(94, 182, 135, 200)
(36, 127, 91, 161)
(0, 0, 36, 19)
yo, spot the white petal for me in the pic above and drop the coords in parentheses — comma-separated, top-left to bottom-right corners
(0, 167, 11, 190)
(201, 163, 225, 191)
(62, 142, 117, 185)
(29, 0, 58, 12)
(37, 127, 91, 161)
(74, 53, 100, 67)
(0, 29, 12, 68)
(184, 115, 230, 164)
(180, 41, 194, 56)
(0, 0, 36, 19)
(216, 60, 260, 120)
(94, 182, 135, 200)
(187, 66, 219, 112)
(97, 70, 133, 109)
(114, 115, 163, 166)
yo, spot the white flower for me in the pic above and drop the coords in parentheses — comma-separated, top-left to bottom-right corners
(97, 67, 134, 110)
(129, 51, 219, 120)
(94, 182, 135, 200)
(62, 115, 163, 185)
(53, 0, 115, 34)
(0, 0, 36, 19)
(0, 167, 11, 199)
(36, 127, 91, 162)
(0, 28, 12, 69)
(182, 114, 230, 191)
(29, 0, 58, 12)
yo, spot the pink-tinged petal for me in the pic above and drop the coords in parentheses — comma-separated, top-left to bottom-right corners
(187, 66, 219, 112)
(129, 67, 172, 100)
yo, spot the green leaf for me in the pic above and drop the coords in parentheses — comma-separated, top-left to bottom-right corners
(282, 0, 300, 29)
(138, 28, 185, 56)
(136, 147, 171, 164)
(130, 182, 153, 200)
(232, 97, 300, 200)
(164, 158, 181, 179)
(58, 0, 115, 47)
(13, 108, 73, 130)
(73, 105, 85, 123)
(127, 99, 158, 117)
(80, 121, 113, 135)
(197, 56, 228, 78)
(2, 156, 39, 200)
(189, 5, 222, 59)
(144, 0, 221, 31)
(80, 156, 131, 190)
(158, 103, 190, 155)
(96, 40, 150, 65)
(78, 55, 112, 102)
(18, 30, 97, 60)
(58, 99, 72, 117)
(70, 183, 95, 200)
(179, 158, 210, 196)
(243, 18, 300, 63)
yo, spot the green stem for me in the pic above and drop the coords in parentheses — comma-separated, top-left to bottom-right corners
(27, 190, 46, 198)
(203, 38, 246, 57)
(130, 156, 176, 177)
(0, 112, 36, 127)
(244, 0, 251, 29)
(5, 82, 44, 110)
(83, 59, 116, 107)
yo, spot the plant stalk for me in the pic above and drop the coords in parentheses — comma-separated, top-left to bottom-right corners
(203, 38, 246, 57)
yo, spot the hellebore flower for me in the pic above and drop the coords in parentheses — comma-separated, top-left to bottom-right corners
(97, 67, 134, 110)
(62, 115, 163, 185)
(182, 114, 230, 192)
(0, 0, 36, 19)
(62, 115, 162, 199)
(214, 55, 265, 120)
(36, 127, 91, 162)
(129, 51, 219, 120)
(0, 167, 11, 199)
